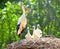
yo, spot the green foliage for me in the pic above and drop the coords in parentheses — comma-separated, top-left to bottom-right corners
(0, 1, 21, 49)
(0, 0, 60, 49)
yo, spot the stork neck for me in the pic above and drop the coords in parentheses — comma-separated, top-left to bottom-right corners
(28, 30, 30, 33)
(22, 7, 25, 15)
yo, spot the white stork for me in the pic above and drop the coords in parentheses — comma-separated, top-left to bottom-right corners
(31, 25, 36, 40)
(35, 24, 42, 38)
(25, 27, 31, 39)
(17, 5, 30, 36)
(31, 24, 42, 40)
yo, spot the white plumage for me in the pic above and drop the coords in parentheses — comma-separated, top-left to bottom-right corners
(25, 27, 31, 39)
(31, 24, 42, 40)
(35, 24, 42, 38)
(31, 25, 37, 40)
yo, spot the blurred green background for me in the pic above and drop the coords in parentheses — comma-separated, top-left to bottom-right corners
(0, 0, 60, 49)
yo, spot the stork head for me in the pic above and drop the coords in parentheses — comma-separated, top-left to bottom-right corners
(37, 24, 40, 27)
(27, 27, 29, 30)
(22, 5, 30, 12)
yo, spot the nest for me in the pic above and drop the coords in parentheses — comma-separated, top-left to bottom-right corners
(5, 37, 60, 49)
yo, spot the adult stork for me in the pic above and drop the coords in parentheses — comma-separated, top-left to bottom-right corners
(17, 5, 30, 36)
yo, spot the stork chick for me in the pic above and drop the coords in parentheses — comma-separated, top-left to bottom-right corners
(35, 24, 42, 38)
(25, 27, 31, 39)
(17, 5, 30, 36)
(31, 24, 42, 41)
(31, 25, 37, 40)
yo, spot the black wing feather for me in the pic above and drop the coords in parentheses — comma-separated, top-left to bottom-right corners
(16, 24, 20, 33)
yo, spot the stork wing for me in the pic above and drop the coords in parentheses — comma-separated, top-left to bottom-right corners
(17, 17, 27, 36)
